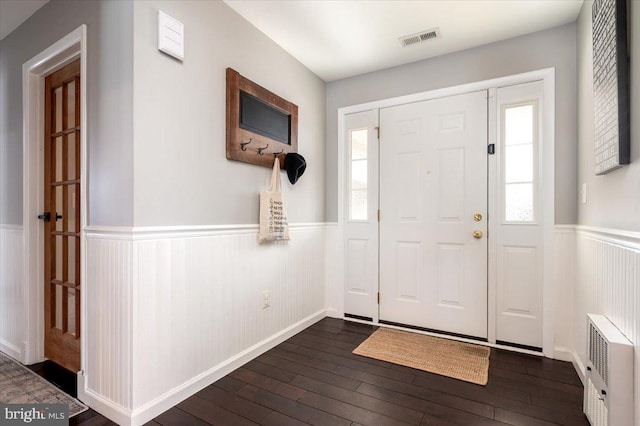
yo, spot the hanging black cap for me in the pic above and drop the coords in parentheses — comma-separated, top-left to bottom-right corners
(284, 153, 306, 185)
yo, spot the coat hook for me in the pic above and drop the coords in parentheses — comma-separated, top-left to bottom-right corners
(273, 148, 284, 158)
(240, 138, 253, 151)
(257, 144, 269, 156)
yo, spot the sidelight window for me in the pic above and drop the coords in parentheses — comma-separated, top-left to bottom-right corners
(349, 129, 368, 221)
(502, 102, 537, 223)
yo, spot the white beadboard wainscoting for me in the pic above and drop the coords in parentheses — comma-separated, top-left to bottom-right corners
(554, 225, 640, 425)
(0, 225, 24, 360)
(80, 224, 327, 426)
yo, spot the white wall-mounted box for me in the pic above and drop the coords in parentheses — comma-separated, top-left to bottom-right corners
(158, 10, 184, 61)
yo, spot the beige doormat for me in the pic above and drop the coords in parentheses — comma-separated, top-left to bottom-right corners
(353, 327, 490, 385)
(0, 352, 88, 417)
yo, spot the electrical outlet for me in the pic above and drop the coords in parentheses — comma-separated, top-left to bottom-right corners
(262, 290, 271, 309)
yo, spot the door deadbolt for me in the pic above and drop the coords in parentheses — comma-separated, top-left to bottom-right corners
(473, 213, 482, 222)
(473, 230, 483, 239)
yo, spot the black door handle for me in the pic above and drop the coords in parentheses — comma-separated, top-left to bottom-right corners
(37, 212, 63, 222)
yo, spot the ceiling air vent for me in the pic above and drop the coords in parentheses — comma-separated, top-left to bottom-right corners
(400, 28, 440, 47)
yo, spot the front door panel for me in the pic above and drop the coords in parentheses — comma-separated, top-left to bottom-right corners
(379, 91, 488, 339)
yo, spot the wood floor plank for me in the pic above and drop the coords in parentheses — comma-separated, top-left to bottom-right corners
(411, 370, 532, 405)
(357, 379, 495, 419)
(355, 382, 504, 426)
(258, 352, 362, 391)
(491, 367, 584, 396)
(196, 384, 275, 424)
(178, 395, 259, 426)
(291, 375, 424, 424)
(290, 343, 417, 383)
(236, 384, 351, 426)
(231, 367, 306, 400)
(154, 407, 210, 426)
(494, 397, 590, 426)
(244, 359, 298, 383)
(494, 408, 563, 426)
(289, 333, 392, 368)
(297, 391, 414, 426)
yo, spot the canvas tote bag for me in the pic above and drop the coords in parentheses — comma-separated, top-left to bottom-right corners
(259, 158, 290, 243)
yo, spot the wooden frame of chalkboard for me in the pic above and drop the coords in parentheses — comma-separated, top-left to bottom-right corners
(226, 68, 298, 168)
(592, 0, 630, 175)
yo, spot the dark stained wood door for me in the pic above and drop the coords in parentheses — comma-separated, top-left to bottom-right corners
(43, 59, 81, 372)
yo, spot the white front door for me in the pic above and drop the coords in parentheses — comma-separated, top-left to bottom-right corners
(378, 91, 488, 339)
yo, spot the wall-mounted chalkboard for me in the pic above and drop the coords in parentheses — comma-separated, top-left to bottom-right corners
(239, 91, 291, 145)
(592, 0, 629, 175)
(226, 68, 298, 168)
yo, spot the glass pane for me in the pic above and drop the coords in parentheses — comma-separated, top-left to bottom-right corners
(351, 189, 367, 221)
(505, 144, 533, 183)
(54, 137, 63, 182)
(351, 159, 367, 190)
(67, 81, 76, 128)
(505, 105, 533, 146)
(55, 236, 63, 281)
(55, 285, 62, 330)
(505, 183, 534, 222)
(67, 133, 77, 180)
(54, 86, 63, 133)
(55, 186, 63, 232)
(68, 237, 76, 284)
(351, 129, 367, 160)
(67, 288, 76, 336)
(67, 184, 77, 233)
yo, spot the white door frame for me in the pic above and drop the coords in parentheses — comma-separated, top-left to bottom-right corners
(22, 25, 88, 366)
(336, 68, 555, 357)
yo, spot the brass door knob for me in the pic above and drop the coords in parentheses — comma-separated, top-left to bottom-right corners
(474, 213, 482, 222)
(473, 230, 483, 239)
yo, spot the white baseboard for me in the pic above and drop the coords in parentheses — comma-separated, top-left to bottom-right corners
(128, 309, 326, 426)
(571, 351, 586, 385)
(0, 338, 22, 362)
(325, 308, 340, 318)
(77, 380, 133, 426)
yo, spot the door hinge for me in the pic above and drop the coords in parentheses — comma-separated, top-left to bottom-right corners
(488, 143, 495, 155)
(377, 292, 380, 304)
(377, 209, 380, 222)
(375, 126, 380, 139)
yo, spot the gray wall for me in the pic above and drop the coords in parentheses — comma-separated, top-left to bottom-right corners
(325, 23, 578, 224)
(577, 1, 640, 231)
(0, 0, 134, 227)
(132, 1, 325, 226)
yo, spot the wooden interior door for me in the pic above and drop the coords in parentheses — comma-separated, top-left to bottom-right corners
(43, 59, 81, 372)
(378, 91, 488, 339)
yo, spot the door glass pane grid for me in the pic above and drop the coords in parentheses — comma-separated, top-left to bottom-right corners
(503, 102, 536, 223)
(350, 129, 368, 221)
(50, 79, 81, 337)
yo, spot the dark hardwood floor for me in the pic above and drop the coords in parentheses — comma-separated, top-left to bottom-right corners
(34, 318, 590, 425)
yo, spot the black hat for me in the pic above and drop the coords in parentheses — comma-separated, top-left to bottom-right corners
(284, 153, 306, 185)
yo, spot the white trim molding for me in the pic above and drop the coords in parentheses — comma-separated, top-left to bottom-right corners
(21, 25, 87, 366)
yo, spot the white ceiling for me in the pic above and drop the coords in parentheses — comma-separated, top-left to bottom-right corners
(0, 0, 49, 41)
(224, 0, 584, 81)
(1, 1, 584, 82)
